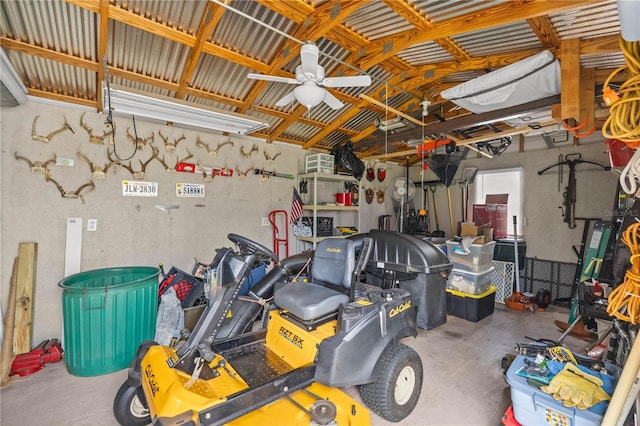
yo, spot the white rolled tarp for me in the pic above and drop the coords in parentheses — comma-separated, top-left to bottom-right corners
(440, 50, 560, 114)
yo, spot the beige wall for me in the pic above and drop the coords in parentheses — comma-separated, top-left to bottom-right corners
(0, 100, 403, 345)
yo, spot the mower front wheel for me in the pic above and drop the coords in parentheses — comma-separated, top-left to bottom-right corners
(359, 343, 423, 422)
(113, 382, 150, 426)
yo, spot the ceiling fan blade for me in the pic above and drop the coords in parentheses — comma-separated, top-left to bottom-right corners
(300, 43, 319, 77)
(247, 73, 298, 85)
(322, 75, 371, 88)
(275, 91, 296, 107)
(322, 90, 344, 110)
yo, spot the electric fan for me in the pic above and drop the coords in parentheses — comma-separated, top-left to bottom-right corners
(389, 177, 416, 233)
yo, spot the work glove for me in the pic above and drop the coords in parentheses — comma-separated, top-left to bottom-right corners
(540, 363, 611, 410)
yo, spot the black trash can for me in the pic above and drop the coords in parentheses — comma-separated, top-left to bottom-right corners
(494, 238, 526, 271)
(353, 230, 453, 330)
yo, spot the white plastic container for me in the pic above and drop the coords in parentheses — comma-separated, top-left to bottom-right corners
(447, 267, 494, 295)
(305, 153, 334, 173)
(446, 240, 495, 272)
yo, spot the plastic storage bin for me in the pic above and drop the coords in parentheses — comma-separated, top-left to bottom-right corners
(446, 286, 496, 322)
(506, 355, 619, 426)
(305, 153, 334, 173)
(59, 266, 160, 376)
(447, 266, 494, 295)
(446, 240, 495, 272)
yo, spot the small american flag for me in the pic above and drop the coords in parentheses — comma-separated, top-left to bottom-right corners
(290, 187, 304, 223)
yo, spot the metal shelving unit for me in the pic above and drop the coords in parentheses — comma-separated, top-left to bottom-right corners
(297, 172, 360, 249)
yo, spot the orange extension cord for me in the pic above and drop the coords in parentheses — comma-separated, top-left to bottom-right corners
(607, 222, 640, 324)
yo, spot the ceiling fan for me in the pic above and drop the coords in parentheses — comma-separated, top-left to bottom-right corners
(248, 43, 372, 110)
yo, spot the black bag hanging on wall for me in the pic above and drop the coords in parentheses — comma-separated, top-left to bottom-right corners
(332, 141, 365, 180)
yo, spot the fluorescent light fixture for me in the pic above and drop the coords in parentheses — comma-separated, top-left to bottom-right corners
(102, 84, 269, 135)
(375, 117, 408, 131)
(1, 47, 28, 107)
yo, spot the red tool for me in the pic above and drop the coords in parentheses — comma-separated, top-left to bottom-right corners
(10, 339, 64, 377)
(268, 210, 289, 259)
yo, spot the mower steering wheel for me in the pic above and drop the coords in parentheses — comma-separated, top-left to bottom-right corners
(227, 233, 279, 263)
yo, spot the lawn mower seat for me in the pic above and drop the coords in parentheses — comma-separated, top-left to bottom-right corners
(275, 238, 362, 322)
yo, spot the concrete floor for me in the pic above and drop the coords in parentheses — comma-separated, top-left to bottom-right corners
(0, 303, 599, 426)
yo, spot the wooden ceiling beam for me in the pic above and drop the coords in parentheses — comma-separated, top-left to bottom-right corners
(560, 38, 581, 120)
(526, 15, 561, 50)
(0, 37, 99, 70)
(28, 88, 97, 108)
(579, 67, 596, 136)
(580, 34, 621, 55)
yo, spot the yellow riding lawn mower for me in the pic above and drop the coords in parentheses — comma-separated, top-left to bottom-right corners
(114, 233, 423, 425)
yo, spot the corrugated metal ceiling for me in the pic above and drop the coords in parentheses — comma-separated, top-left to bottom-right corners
(0, 0, 629, 162)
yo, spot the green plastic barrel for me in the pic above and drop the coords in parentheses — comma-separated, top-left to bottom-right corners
(58, 266, 160, 376)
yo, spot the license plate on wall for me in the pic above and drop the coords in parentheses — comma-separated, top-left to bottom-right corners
(122, 180, 158, 197)
(176, 183, 205, 198)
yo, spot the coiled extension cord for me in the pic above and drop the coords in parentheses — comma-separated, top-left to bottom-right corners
(602, 37, 640, 194)
(607, 222, 640, 324)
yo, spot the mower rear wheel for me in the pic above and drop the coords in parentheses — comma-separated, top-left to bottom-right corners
(359, 343, 423, 422)
(113, 382, 150, 426)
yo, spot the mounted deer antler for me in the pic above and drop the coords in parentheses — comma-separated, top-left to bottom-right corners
(120, 143, 159, 180)
(240, 144, 259, 158)
(235, 166, 253, 179)
(31, 115, 74, 143)
(156, 149, 194, 172)
(79, 112, 113, 145)
(127, 127, 155, 150)
(77, 151, 118, 180)
(158, 130, 186, 153)
(263, 150, 281, 163)
(14, 152, 57, 174)
(196, 136, 234, 159)
(197, 162, 213, 183)
(45, 175, 95, 203)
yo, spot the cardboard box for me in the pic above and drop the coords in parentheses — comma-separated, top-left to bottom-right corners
(473, 194, 508, 239)
(460, 222, 493, 243)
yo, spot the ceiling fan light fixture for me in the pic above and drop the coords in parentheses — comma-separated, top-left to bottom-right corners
(294, 83, 326, 109)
